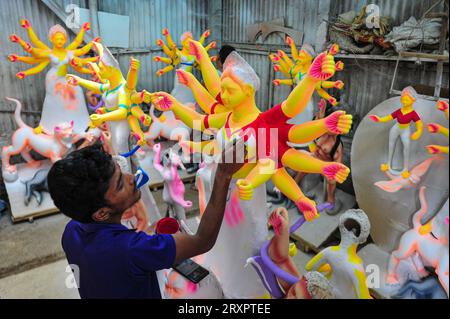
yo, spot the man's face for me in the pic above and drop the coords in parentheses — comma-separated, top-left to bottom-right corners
(103, 164, 141, 216)
(216, 59, 223, 72)
(87, 92, 99, 106)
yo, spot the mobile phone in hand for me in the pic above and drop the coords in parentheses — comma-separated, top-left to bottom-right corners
(173, 259, 209, 284)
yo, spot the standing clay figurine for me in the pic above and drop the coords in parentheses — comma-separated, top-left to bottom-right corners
(305, 209, 372, 299)
(153, 143, 192, 230)
(8, 19, 98, 133)
(369, 86, 424, 179)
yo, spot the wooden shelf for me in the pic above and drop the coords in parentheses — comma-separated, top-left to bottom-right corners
(336, 53, 449, 64)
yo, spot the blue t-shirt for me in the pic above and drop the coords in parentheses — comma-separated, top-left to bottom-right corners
(62, 220, 176, 299)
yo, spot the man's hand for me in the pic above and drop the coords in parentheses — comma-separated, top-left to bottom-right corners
(122, 200, 149, 232)
(216, 138, 246, 180)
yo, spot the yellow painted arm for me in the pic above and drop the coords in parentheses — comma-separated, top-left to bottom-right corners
(126, 58, 140, 91)
(171, 101, 227, 130)
(305, 251, 326, 271)
(67, 22, 90, 50)
(315, 85, 336, 104)
(198, 30, 210, 45)
(282, 76, 320, 118)
(67, 74, 106, 94)
(176, 69, 225, 114)
(320, 80, 343, 89)
(10, 34, 51, 59)
(439, 126, 449, 138)
(21, 19, 50, 50)
(286, 36, 299, 61)
(273, 79, 294, 87)
(156, 38, 177, 59)
(151, 91, 228, 130)
(91, 107, 127, 126)
(282, 52, 338, 118)
(270, 54, 291, 77)
(288, 118, 329, 144)
(379, 115, 394, 123)
(72, 42, 94, 57)
(70, 59, 94, 75)
(28, 47, 51, 59)
(130, 91, 144, 104)
(188, 40, 221, 98)
(411, 120, 423, 140)
(236, 159, 276, 201)
(19, 61, 50, 78)
(8, 54, 46, 65)
(162, 29, 177, 52)
(427, 145, 449, 154)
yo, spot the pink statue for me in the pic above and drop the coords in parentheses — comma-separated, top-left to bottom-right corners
(387, 187, 449, 297)
(1, 98, 91, 182)
(153, 143, 192, 229)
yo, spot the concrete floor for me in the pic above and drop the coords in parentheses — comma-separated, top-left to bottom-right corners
(0, 259, 80, 299)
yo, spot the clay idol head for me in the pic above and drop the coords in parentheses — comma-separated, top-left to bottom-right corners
(49, 24, 68, 49)
(339, 209, 371, 245)
(220, 51, 260, 108)
(89, 42, 121, 81)
(401, 86, 419, 106)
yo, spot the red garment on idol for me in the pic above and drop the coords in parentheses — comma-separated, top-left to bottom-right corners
(391, 109, 421, 125)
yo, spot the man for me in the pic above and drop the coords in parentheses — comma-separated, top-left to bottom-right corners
(47, 140, 244, 299)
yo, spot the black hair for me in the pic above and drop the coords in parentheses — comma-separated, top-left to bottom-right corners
(218, 45, 236, 64)
(47, 142, 116, 223)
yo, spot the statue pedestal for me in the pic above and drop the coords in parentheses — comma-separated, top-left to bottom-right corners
(3, 160, 58, 223)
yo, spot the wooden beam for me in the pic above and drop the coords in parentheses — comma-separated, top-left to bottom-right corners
(400, 51, 449, 62)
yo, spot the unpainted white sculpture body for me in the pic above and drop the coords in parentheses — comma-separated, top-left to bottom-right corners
(2, 98, 80, 183)
(306, 209, 372, 299)
(41, 52, 90, 134)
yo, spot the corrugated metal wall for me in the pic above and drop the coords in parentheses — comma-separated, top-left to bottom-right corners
(98, 0, 209, 96)
(221, 0, 332, 110)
